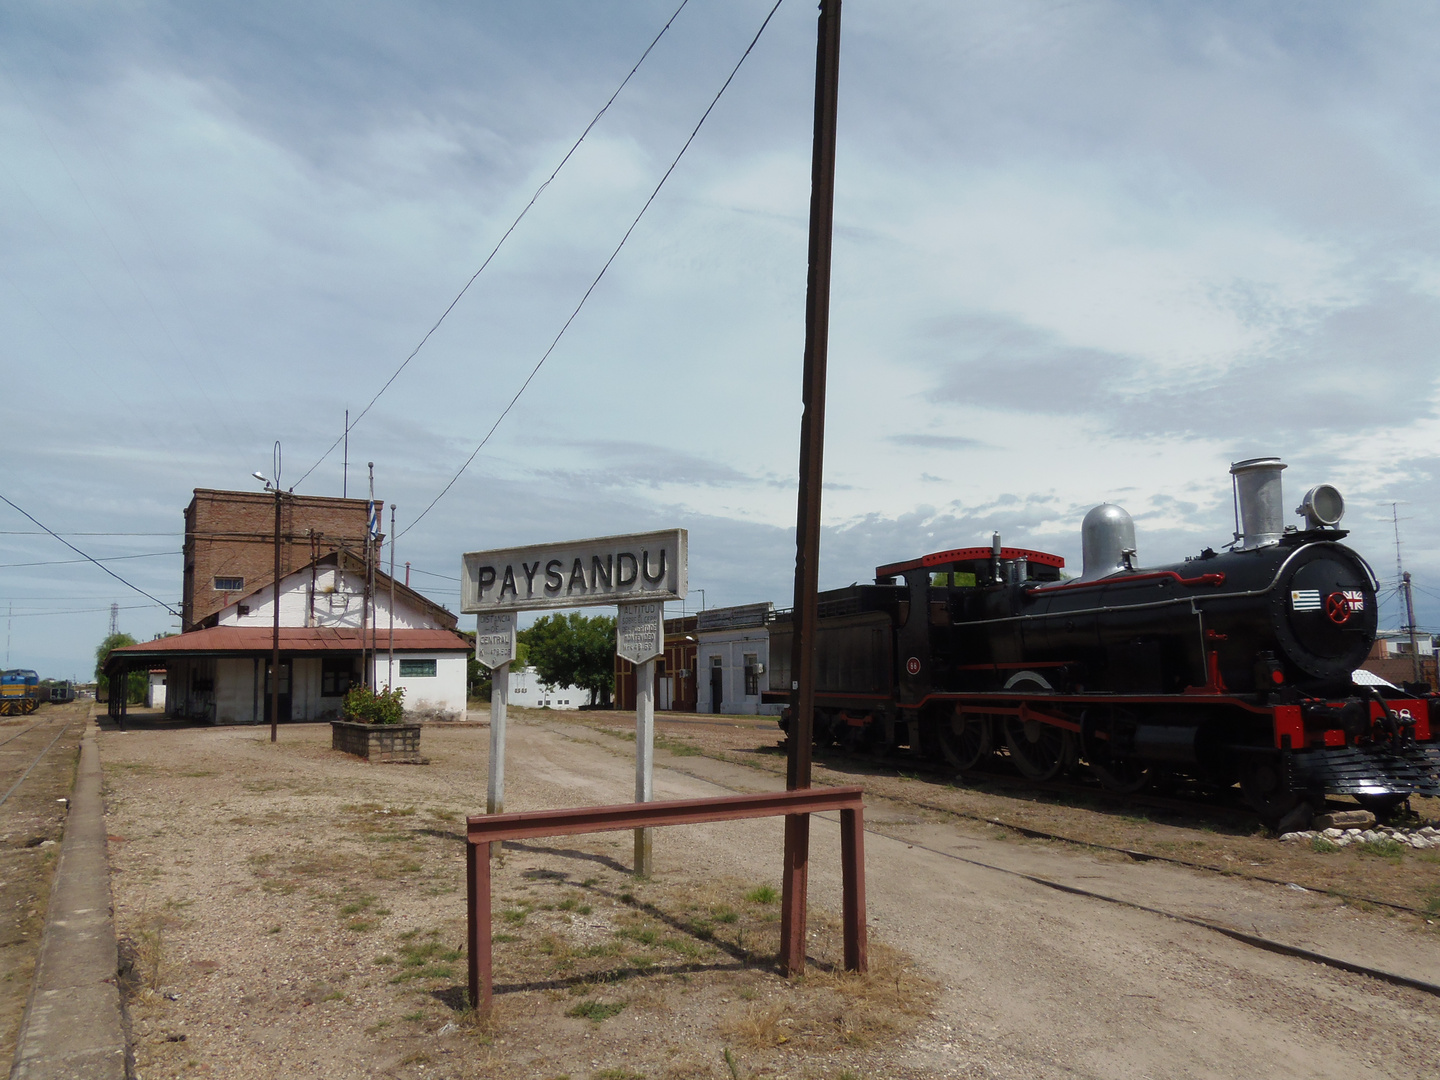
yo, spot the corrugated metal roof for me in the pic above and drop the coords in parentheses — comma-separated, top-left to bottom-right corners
(106, 626, 471, 670)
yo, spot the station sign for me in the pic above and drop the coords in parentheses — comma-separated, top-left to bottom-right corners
(461, 530, 687, 614)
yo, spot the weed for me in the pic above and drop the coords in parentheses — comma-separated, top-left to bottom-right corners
(567, 998, 627, 1022)
(267, 926, 282, 935)
(837, 1071, 864, 1080)
(322, 990, 346, 1002)
(713, 905, 739, 924)
(744, 886, 778, 905)
(402, 1010, 426, 1022)
(593, 1069, 643, 1080)
(723, 1048, 742, 1079)
(1310, 836, 1341, 854)
(373, 954, 395, 965)
(493, 933, 521, 944)
(1358, 838, 1406, 860)
(346, 920, 378, 932)
(661, 936, 703, 959)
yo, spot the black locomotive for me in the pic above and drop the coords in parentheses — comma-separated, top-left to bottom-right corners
(766, 459, 1440, 826)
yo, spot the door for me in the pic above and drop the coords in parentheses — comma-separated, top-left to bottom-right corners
(263, 660, 293, 724)
(710, 656, 723, 714)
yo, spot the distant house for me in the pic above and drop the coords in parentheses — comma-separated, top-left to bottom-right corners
(105, 489, 470, 724)
(614, 615, 698, 712)
(1359, 630, 1438, 691)
(695, 603, 780, 716)
(145, 669, 167, 710)
(508, 666, 591, 709)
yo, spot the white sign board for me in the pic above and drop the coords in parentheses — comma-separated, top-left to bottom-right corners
(616, 602, 664, 665)
(461, 530, 687, 614)
(474, 611, 517, 671)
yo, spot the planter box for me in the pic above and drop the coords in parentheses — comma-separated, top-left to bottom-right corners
(331, 721, 424, 764)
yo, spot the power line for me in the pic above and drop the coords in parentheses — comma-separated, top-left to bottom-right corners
(0, 493, 181, 616)
(0, 531, 177, 537)
(0, 551, 179, 569)
(292, 0, 695, 492)
(4, 603, 169, 619)
(399, 0, 787, 539)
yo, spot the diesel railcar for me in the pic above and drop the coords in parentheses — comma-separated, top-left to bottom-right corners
(767, 459, 1440, 826)
(0, 669, 41, 716)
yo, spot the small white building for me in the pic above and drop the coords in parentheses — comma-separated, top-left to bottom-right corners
(145, 669, 167, 710)
(1374, 630, 1435, 658)
(695, 603, 781, 716)
(508, 666, 592, 710)
(107, 552, 470, 724)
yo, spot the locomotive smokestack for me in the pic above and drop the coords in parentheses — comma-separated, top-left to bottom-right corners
(1230, 457, 1287, 550)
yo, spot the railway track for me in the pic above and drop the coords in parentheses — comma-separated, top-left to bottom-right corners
(0, 713, 82, 813)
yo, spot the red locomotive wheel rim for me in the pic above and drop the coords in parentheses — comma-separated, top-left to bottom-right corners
(1325, 591, 1352, 625)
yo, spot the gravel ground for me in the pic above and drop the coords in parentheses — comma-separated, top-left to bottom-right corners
(96, 708, 1440, 1080)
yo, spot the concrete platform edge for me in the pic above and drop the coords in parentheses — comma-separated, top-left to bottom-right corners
(9, 725, 128, 1080)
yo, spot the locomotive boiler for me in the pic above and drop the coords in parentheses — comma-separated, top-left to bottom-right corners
(766, 458, 1440, 826)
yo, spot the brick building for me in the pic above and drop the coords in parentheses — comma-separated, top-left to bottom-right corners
(182, 488, 376, 630)
(1358, 630, 1438, 691)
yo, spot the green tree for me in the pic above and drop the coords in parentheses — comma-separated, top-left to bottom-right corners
(94, 632, 146, 704)
(520, 613, 615, 707)
(463, 634, 528, 702)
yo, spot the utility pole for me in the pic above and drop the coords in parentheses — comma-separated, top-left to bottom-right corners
(343, 409, 349, 499)
(388, 505, 396, 690)
(1403, 571, 1422, 684)
(781, 0, 843, 980)
(363, 463, 375, 687)
(269, 442, 283, 743)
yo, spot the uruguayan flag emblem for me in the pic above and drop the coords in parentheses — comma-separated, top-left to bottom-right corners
(1291, 589, 1322, 611)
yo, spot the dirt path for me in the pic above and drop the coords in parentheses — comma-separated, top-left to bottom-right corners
(96, 711, 1440, 1079)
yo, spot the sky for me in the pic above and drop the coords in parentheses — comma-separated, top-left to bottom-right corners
(3, 0, 1439, 680)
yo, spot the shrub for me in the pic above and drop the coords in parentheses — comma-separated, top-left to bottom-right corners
(342, 684, 406, 724)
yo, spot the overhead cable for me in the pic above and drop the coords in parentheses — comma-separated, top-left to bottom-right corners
(399, 0, 787, 539)
(292, 0, 695, 491)
(0, 551, 179, 569)
(0, 493, 181, 616)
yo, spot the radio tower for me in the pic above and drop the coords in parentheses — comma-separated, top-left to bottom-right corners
(109, 602, 119, 637)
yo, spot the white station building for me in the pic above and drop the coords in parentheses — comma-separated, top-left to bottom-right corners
(107, 551, 471, 724)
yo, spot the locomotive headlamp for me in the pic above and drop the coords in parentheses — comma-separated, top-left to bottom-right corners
(1297, 484, 1345, 529)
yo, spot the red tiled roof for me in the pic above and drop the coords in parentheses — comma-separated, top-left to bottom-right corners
(106, 625, 471, 669)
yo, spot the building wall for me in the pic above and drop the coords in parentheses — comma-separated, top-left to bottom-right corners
(215, 567, 437, 631)
(371, 653, 467, 720)
(695, 629, 779, 716)
(183, 489, 376, 630)
(1360, 638, 1438, 691)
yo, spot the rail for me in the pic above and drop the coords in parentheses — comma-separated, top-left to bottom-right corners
(465, 785, 868, 1013)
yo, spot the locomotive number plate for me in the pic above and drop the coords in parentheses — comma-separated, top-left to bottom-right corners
(906, 656, 921, 676)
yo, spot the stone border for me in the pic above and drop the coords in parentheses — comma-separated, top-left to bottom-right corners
(329, 721, 423, 763)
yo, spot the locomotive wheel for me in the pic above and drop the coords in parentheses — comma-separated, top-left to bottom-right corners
(1091, 758, 1152, 795)
(938, 712, 993, 772)
(1002, 717, 1077, 781)
(1239, 756, 1303, 828)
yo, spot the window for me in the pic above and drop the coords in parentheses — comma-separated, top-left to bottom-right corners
(744, 653, 760, 696)
(237, 605, 250, 617)
(399, 658, 437, 678)
(214, 576, 244, 591)
(321, 658, 355, 697)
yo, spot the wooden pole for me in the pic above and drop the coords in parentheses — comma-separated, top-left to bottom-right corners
(781, 0, 843, 978)
(634, 656, 656, 875)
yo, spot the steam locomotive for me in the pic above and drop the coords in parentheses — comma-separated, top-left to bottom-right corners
(766, 458, 1440, 826)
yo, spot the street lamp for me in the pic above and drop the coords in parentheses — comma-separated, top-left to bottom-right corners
(253, 442, 283, 744)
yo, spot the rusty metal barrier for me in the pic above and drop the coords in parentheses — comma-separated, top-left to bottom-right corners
(466, 785, 868, 1013)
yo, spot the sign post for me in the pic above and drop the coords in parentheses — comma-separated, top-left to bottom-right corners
(475, 611, 518, 858)
(617, 601, 664, 875)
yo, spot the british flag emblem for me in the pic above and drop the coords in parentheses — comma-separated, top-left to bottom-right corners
(1342, 590, 1365, 611)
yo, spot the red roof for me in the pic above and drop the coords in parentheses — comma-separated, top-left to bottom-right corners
(106, 625, 471, 669)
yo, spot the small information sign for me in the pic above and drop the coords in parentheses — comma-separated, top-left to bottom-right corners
(616, 602, 664, 665)
(474, 611, 518, 671)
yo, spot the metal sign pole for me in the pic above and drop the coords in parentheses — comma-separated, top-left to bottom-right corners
(617, 601, 664, 876)
(475, 612, 518, 859)
(781, 0, 843, 979)
(634, 656, 655, 875)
